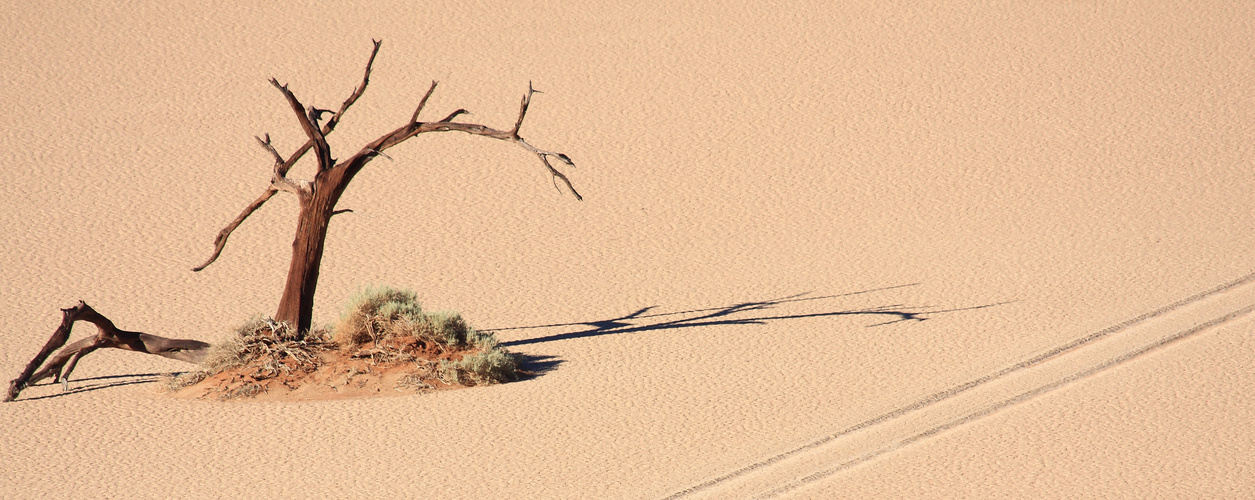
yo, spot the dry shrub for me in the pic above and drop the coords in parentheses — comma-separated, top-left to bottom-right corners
(440, 349, 519, 386)
(162, 317, 331, 397)
(334, 286, 493, 353)
(337, 286, 519, 384)
(395, 372, 435, 392)
(203, 317, 328, 378)
(335, 286, 426, 348)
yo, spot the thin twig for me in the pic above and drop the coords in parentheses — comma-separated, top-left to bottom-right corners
(255, 134, 285, 168)
(412, 80, 438, 123)
(193, 188, 277, 271)
(324, 39, 382, 133)
(439, 109, 469, 123)
(511, 81, 538, 136)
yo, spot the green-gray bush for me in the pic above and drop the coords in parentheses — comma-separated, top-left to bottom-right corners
(335, 286, 493, 350)
(440, 349, 519, 386)
(338, 286, 519, 384)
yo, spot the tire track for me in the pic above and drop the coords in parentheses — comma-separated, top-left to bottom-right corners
(761, 302, 1255, 498)
(664, 272, 1255, 499)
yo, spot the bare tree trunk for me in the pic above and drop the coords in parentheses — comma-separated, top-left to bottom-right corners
(276, 204, 331, 333)
(274, 169, 351, 332)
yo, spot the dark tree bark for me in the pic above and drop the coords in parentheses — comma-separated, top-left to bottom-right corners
(196, 40, 580, 333)
(7, 39, 579, 401)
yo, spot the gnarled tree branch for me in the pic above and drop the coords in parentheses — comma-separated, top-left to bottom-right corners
(196, 38, 580, 334)
(6, 302, 210, 402)
(271, 78, 334, 172)
(194, 42, 383, 272)
(192, 187, 278, 272)
(341, 82, 581, 200)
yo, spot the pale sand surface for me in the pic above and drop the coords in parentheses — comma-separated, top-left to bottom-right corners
(2, 1, 1252, 498)
(790, 315, 1255, 499)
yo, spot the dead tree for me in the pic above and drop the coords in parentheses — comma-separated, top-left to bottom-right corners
(6, 39, 579, 402)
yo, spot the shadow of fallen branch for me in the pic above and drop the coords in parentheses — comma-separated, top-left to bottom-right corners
(13, 372, 169, 402)
(490, 284, 1011, 347)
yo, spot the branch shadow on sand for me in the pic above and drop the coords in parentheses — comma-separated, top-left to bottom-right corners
(15, 372, 167, 402)
(489, 283, 1010, 349)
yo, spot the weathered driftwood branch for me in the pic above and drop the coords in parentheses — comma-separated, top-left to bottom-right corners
(5, 302, 210, 402)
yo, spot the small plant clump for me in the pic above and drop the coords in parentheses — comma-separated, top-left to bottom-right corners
(165, 286, 519, 400)
(335, 286, 507, 350)
(335, 286, 519, 386)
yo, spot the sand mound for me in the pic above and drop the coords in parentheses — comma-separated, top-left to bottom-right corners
(167, 287, 519, 401)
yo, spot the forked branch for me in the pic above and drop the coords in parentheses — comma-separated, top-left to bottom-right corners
(270, 78, 334, 172)
(194, 39, 581, 276)
(275, 38, 382, 175)
(346, 81, 582, 200)
(6, 302, 210, 402)
(255, 134, 309, 195)
(194, 41, 382, 272)
(256, 133, 285, 167)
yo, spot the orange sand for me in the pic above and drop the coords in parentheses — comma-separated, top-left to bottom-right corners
(2, 1, 1252, 498)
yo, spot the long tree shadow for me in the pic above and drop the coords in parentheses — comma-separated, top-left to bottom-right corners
(490, 284, 1009, 348)
(17, 285, 1004, 397)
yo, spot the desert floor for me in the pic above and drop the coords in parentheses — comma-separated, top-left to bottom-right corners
(2, 2, 1252, 498)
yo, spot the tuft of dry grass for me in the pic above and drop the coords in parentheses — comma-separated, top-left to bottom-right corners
(159, 371, 207, 392)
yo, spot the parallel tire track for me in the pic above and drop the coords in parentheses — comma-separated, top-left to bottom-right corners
(665, 272, 1255, 499)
